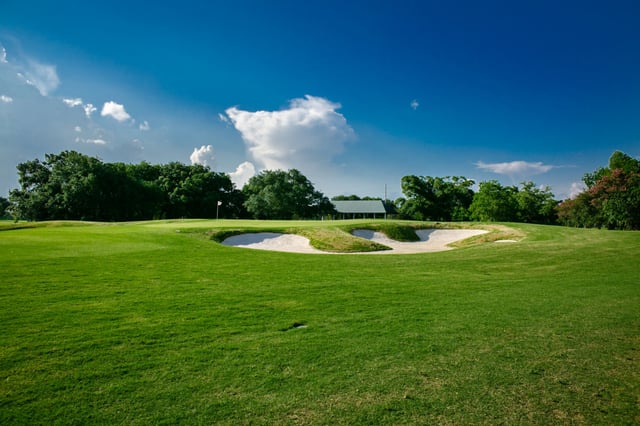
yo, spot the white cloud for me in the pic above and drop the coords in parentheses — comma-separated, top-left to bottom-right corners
(1, 95, 13, 103)
(101, 101, 131, 122)
(224, 95, 354, 174)
(75, 137, 107, 145)
(568, 182, 585, 199)
(229, 161, 256, 188)
(0, 45, 7, 63)
(410, 99, 419, 110)
(190, 145, 215, 166)
(139, 120, 150, 131)
(62, 97, 99, 119)
(84, 103, 97, 118)
(63, 97, 83, 107)
(475, 160, 555, 175)
(74, 126, 82, 132)
(19, 60, 60, 96)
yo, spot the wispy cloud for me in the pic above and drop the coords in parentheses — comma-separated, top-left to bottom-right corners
(1, 43, 59, 96)
(218, 113, 230, 124)
(17, 60, 60, 96)
(75, 137, 108, 145)
(475, 160, 555, 175)
(224, 95, 354, 175)
(410, 99, 419, 110)
(190, 145, 215, 167)
(101, 101, 131, 122)
(1, 95, 13, 103)
(139, 120, 150, 131)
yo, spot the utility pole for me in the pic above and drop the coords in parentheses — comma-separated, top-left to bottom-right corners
(384, 184, 387, 220)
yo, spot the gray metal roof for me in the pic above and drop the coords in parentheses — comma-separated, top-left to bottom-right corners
(332, 200, 387, 214)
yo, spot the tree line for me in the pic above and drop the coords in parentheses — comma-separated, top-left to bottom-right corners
(2, 150, 639, 229)
(4, 151, 333, 221)
(395, 176, 558, 224)
(6, 151, 244, 221)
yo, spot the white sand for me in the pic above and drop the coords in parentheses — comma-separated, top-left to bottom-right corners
(221, 232, 325, 254)
(352, 229, 488, 254)
(222, 229, 489, 254)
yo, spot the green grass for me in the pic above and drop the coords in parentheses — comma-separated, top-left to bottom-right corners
(1, 220, 638, 424)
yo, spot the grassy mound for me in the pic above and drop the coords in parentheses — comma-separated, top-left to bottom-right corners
(204, 220, 509, 252)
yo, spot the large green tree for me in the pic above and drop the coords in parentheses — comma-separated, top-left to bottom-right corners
(399, 175, 475, 221)
(515, 181, 558, 224)
(154, 162, 244, 219)
(468, 180, 518, 222)
(9, 151, 103, 220)
(242, 169, 334, 219)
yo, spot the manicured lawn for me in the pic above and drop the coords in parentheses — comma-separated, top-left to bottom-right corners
(1, 220, 638, 424)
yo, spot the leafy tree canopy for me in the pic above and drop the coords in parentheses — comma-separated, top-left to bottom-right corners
(9, 151, 244, 221)
(399, 175, 475, 221)
(243, 169, 335, 219)
(468, 180, 518, 222)
(559, 150, 640, 230)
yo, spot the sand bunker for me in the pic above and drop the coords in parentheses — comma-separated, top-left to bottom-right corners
(222, 229, 489, 254)
(352, 229, 488, 254)
(221, 232, 325, 254)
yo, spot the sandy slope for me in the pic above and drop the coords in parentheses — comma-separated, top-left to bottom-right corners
(221, 232, 326, 254)
(352, 229, 488, 254)
(221, 229, 489, 254)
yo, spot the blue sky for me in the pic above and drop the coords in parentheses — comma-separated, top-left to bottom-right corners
(1, 0, 639, 200)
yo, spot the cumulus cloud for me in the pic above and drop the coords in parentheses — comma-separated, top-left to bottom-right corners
(568, 182, 585, 199)
(224, 95, 354, 174)
(0, 45, 7, 63)
(190, 145, 215, 166)
(1, 95, 13, 103)
(475, 160, 555, 175)
(84, 103, 97, 118)
(63, 97, 83, 107)
(63, 97, 99, 119)
(229, 161, 256, 188)
(139, 120, 150, 131)
(18, 60, 60, 96)
(101, 101, 131, 122)
(410, 99, 419, 110)
(74, 126, 82, 132)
